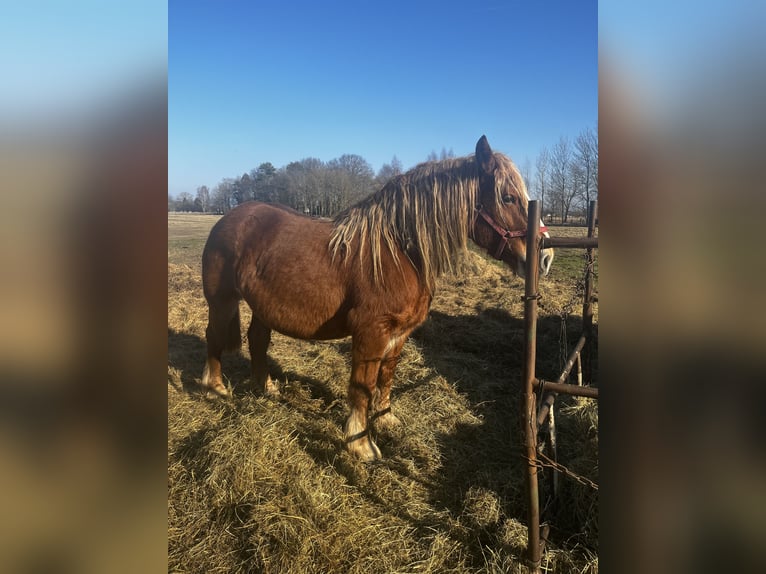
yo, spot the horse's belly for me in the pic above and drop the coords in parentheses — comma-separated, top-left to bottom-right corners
(235, 232, 350, 339)
(246, 284, 350, 341)
(276, 318, 350, 341)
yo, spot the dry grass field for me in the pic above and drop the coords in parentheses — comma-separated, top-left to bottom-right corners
(168, 211, 598, 573)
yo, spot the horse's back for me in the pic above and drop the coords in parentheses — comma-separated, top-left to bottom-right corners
(203, 202, 351, 339)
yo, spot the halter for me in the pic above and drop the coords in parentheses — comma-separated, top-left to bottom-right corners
(474, 205, 549, 260)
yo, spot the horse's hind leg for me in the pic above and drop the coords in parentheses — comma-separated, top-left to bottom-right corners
(248, 317, 278, 396)
(202, 297, 241, 397)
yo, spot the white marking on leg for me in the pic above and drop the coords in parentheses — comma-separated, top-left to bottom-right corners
(384, 334, 403, 356)
(344, 408, 365, 439)
(201, 362, 210, 387)
(344, 408, 381, 462)
(201, 361, 229, 397)
(263, 376, 280, 397)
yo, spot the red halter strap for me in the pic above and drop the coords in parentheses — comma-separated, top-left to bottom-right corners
(474, 206, 549, 260)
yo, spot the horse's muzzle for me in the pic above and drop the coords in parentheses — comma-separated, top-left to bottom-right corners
(540, 248, 554, 277)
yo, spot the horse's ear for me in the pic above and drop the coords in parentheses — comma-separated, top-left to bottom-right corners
(476, 135, 496, 174)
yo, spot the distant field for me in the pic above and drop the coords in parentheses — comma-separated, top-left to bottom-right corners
(168, 213, 221, 267)
(168, 211, 598, 573)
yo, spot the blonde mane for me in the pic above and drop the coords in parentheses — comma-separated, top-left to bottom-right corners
(329, 152, 525, 289)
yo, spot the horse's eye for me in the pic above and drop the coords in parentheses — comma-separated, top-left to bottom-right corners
(502, 195, 516, 205)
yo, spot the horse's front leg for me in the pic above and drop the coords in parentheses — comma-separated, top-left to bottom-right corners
(371, 335, 408, 432)
(344, 339, 384, 462)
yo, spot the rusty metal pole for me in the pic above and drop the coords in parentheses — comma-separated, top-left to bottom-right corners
(536, 332, 588, 428)
(541, 236, 598, 248)
(522, 200, 542, 573)
(533, 378, 599, 398)
(583, 200, 597, 385)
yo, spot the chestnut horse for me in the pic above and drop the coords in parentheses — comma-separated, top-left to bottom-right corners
(201, 136, 553, 461)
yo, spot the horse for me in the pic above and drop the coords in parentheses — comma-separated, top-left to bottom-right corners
(200, 135, 554, 461)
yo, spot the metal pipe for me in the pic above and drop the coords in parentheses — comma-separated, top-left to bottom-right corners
(583, 201, 598, 386)
(556, 333, 587, 385)
(536, 333, 588, 428)
(523, 200, 542, 573)
(536, 393, 559, 501)
(533, 378, 599, 398)
(540, 524, 551, 556)
(537, 392, 556, 428)
(541, 236, 598, 249)
(522, 201, 598, 571)
(549, 406, 559, 499)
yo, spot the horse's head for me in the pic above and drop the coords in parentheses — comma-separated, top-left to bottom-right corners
(471, 135, 554, 278)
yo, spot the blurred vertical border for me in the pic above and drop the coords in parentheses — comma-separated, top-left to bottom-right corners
(0, 2, 167, 572)
(5, 0, 765, 572)
(600, 1, 766, 573)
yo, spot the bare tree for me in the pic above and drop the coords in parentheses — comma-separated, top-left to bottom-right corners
(327, 154, 375, 209)
(176, 192, 193, 211)
(329, 154, 373, 180)
(575, 126, 598, 207)
(211, 178, 236, 214)
(568, 161, 587, 220)
(591, 126, 598, 196)
(376, 155, 403, 187)
(439, 147, 454, 160)
(283, 158, 324, 214)
(549, 136, 573, 222)
(520, 157, 532, 198)
(535, 147, 550, 220)
(196, 185, 210, 212)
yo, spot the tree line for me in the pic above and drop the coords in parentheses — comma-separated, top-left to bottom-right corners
(169, 130, 596, 224)
(169, 153, 406, 217)
(526, 126, 598, 223)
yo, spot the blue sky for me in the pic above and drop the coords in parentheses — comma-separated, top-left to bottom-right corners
(1, 1, 166, 119)
(169, 0, 597, 197)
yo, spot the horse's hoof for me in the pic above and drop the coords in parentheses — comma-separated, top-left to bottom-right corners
(205, 385, 230, 399)
(373, 411, 401, 432)
(347, 436, 382, 462)
(263, 377, 280, 398)
(252, 376, 280, 398)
